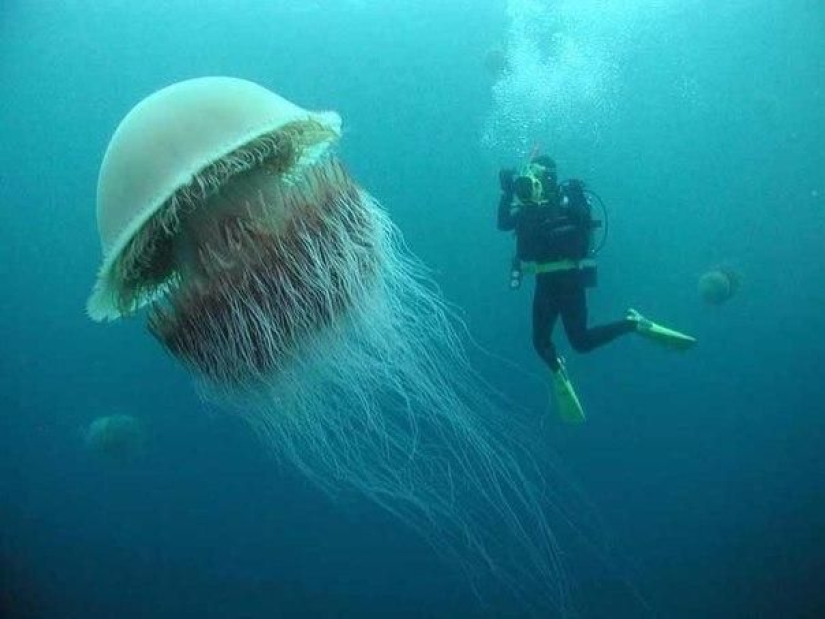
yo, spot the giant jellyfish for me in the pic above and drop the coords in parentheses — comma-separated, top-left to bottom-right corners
(87, 77, 564, 609)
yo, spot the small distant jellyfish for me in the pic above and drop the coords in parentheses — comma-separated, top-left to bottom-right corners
(698, 268, 741, 305)
(484, 46, 510, 80)
(86, 77, 564, 610)
(83, 414, 145, 460)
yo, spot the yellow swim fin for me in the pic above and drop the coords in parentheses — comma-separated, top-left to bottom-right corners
(551, 358, 586, 424)
(627, 308, 697, 351)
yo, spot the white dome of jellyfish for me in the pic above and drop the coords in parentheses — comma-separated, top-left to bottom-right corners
(87, 77, 566, 610)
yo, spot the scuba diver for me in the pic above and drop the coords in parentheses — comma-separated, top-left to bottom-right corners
(498, 155, 696, 423)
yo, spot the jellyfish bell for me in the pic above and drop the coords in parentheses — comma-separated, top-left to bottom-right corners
(484, 46, 510, 80)
(698, 267, 741, 305)
(88, 78, 342, 317)
(87, 77, 567, 610)
(83, 414, 145, 460)
(89, 78, 377, 386)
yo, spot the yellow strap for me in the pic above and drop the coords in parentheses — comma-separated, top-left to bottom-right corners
(521, 258, 597, 274)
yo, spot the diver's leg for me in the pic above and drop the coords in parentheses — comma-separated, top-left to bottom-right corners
(561, 284, 635, 354)
(532, 276, 561, 371)
(536, 276, 586, 423)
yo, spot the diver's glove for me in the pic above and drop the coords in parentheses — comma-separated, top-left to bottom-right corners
(499, 168, 516, 196)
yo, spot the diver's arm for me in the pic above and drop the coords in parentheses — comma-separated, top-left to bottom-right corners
(497, 192, 519, 231)
(497, 168, 518, 231)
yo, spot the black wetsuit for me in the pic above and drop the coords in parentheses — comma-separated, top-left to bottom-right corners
(498, 182, 633, 372)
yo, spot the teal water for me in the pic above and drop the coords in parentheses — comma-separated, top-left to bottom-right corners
(1, 1, 823, 617)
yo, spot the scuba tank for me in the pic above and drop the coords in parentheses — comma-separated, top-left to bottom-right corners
(558, 179, 608, 258)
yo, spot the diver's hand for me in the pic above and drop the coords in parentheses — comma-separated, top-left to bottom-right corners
(499, 168, 516, 195)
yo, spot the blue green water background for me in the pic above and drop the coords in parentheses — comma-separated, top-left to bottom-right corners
(1, 1, 823, 617)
